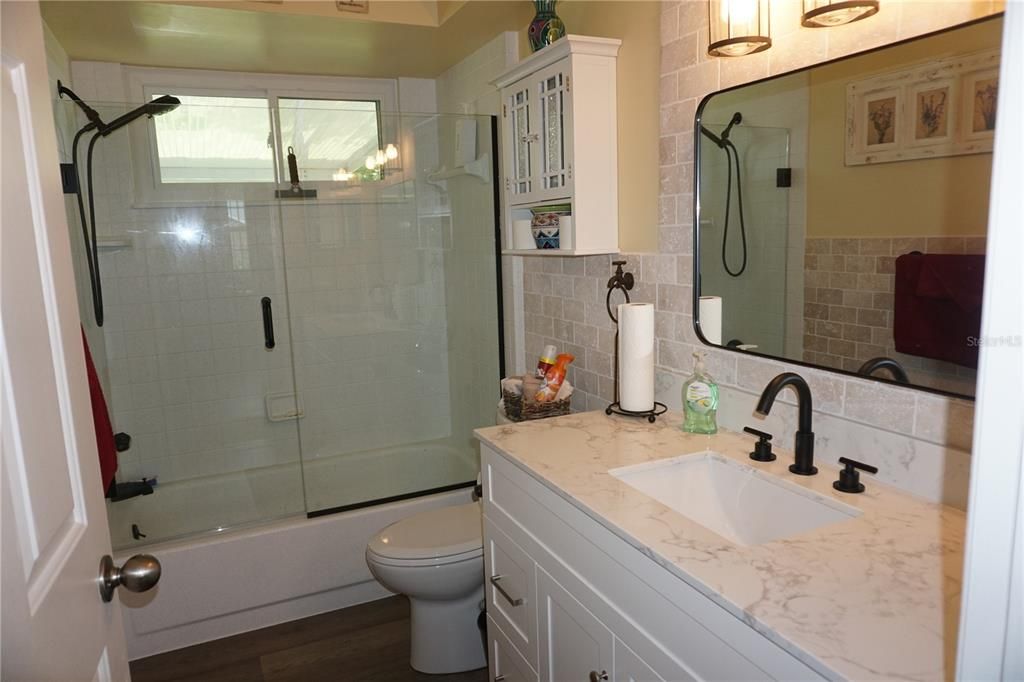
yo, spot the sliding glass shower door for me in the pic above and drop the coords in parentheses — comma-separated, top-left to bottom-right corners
(57, 99, 501, 547)
(283, 112, 501, 515)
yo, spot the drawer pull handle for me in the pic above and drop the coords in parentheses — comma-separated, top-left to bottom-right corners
(490, 575, 524, 607)
(589, 671, 609, 682)
(495, 677, 506, 682)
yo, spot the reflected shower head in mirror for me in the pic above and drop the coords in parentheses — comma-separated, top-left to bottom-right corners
(700, 111, 747, 278)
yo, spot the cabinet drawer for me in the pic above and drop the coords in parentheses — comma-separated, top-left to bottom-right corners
(488, 616, 538, 682)
(484, 516, 538, 670)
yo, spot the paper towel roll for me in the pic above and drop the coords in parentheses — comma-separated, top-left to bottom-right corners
(698, 296, 722, 345)
(513, 219, 535, 250)
(618, 303, 655, 412)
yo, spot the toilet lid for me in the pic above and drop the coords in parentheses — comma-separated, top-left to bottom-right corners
(368, 502, 482, 562)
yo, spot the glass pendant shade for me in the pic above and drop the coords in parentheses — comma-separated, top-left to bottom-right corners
(709, 0, 772, 58)
(802, 0, 879, 27)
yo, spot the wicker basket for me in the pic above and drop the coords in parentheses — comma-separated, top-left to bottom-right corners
(501, 380, 572, 422)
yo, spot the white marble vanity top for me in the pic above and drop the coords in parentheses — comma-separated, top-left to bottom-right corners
(475, 411, 966, 681)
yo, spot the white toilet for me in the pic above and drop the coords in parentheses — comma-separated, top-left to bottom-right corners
(365, 501, 486, 674)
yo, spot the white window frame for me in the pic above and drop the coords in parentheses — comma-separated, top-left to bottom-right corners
(123, 66, 400, 206)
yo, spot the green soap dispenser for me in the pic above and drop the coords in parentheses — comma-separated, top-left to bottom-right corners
(682, 351, 718, 434)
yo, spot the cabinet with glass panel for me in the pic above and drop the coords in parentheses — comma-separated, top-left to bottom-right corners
(495, 36, 621, 256)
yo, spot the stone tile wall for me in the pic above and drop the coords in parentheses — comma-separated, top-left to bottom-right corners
(803, 235, 983, 395)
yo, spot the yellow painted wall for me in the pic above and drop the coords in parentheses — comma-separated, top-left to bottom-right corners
(806, 17, 1002, 238)
(513, 1, 661, 252)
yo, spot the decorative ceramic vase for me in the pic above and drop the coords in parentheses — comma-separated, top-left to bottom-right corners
(528, 0, 566, 52)
(530, 204, 571, 249)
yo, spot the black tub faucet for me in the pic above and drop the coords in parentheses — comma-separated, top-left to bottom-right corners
(857, 356, 910, 384)
(755, 372, 817, 476)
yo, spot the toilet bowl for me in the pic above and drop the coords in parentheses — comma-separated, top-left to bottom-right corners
(365, 501, 486, 674)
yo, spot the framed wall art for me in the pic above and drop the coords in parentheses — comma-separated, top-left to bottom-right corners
(846, 48, 999, 165)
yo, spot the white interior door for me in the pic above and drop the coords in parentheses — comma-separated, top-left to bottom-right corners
(1, 2, 131, 679)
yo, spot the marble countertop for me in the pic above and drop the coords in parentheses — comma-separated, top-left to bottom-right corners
(475, 411, 966, 681)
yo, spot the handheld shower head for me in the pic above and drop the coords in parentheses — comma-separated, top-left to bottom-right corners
(721, 111, 743, 141)
(99, 95, 181, 136)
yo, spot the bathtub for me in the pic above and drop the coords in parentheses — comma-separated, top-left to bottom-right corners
(110, 443, 477, 659)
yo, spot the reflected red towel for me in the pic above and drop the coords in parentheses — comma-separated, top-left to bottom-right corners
(81, 328, 117, 492)
(893, 253, 985, 368)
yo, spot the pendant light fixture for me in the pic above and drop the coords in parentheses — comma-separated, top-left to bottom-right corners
(708, 0, 771, 58)
(801, 0, 879, 27)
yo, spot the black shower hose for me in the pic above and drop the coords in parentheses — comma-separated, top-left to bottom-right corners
(70, 125, 105, 326)
(721, 138, 748, 278)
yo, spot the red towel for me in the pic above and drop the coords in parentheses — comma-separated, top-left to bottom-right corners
(81, 328, 117, 492)
(893, 253, 985, 368)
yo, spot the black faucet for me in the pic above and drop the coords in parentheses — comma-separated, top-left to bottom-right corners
(755, 372, 817, 476)
(857, 356, 910, 384)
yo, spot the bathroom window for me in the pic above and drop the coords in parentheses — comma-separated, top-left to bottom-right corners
(150, 94, 277, 184)
(124, 66, 398, 204)
(277, 98, 382, 183)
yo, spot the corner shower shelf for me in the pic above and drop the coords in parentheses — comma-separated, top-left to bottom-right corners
(96, 236, 134, 251)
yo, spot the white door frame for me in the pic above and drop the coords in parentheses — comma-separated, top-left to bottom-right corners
(956, 3, 1024, 679)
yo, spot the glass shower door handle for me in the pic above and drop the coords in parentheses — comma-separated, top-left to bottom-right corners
(261, 297, 275, 349)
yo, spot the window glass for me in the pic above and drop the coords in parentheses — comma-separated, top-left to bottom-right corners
(151, 95, 276, 184)
(278, 98, 381, 182)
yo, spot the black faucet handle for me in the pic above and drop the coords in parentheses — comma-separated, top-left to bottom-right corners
(743, 426, 775, 462)
(833, 457, 878, 494)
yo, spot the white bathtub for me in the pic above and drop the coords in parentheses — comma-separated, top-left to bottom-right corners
(110, 444, 477, 659)
(107, 443, 476, 549)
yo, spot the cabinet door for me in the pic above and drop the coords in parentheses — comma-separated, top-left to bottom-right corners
(615, 639, 669, 682)
(503, 81, 537, 202)
(530, 61, 574, 203)
(488, 616, 539, 682)
(484, 517, 538, 667)
(537, 568, 614, 682)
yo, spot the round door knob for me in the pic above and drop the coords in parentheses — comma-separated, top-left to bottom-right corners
(99, 554, 161, 602)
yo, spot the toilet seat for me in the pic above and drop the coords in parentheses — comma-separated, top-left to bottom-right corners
(366, 545, 483, 568)
(367, 502, 482, 565)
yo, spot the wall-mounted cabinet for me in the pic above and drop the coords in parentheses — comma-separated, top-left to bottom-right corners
(495, 35, 621, 257)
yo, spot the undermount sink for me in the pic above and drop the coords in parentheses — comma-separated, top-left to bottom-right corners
(609, 452, 860, 546)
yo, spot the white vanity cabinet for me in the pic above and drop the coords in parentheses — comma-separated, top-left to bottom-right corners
(481, 444, 827, 682)
(494, 35, 620, 256)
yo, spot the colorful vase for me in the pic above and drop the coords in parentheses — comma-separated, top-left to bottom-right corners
(528, 0, 566, 52)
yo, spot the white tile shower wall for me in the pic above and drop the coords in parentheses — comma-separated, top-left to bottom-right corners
(519, 0, 1001, 508)
(67, 61, 451, 485)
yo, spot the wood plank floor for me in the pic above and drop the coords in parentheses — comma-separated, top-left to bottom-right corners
(129, 596, 489, 682)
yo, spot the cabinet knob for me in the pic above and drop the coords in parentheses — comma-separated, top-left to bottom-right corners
(589, 671, 609, 682)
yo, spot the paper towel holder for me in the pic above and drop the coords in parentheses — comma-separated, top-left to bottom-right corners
(604, 262, 667, 423)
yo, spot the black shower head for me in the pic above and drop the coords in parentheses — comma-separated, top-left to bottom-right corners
(99, 95, 180, 136)
(721, 111, 743, 141)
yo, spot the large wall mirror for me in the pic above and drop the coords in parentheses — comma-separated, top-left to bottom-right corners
(694, 15, 1002, 400)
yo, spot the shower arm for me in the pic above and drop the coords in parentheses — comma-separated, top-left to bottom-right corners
(57, 80, 105, 131)
(700, 125, 725, 148)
